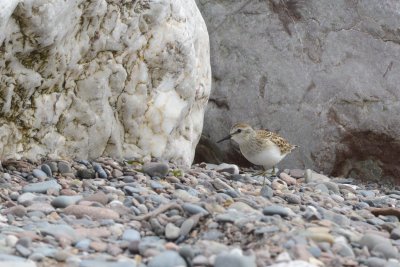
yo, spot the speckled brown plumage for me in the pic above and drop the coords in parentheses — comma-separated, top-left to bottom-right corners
(255, 129, 297, 154)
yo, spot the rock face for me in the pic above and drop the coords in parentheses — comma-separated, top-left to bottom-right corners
(195, 0, 400, 180)
(0, 0, 211, 166)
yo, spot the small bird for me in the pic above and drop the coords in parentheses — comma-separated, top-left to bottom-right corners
(217, 123, 297, 186)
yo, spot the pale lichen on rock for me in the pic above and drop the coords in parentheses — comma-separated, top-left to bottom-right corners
(0, 0, 211, 166)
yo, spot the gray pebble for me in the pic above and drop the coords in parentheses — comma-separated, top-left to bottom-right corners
(359, 233, 392, 251)
(122, 229, 141, 242)
(363, 257, 388, 267)
(15, 244, 31, 257)
(263, 205, 290, 217)
(22, 180, 61, 193)
(58, 162, 71, 174)
(93, 163, 108, 178)
(51, 195, 83, 208)
(315, 184, 329, 194)
(142, 162, 169, 178)
(147, 251, 187, 267)
(260, 185, 273, 199)
(284, 194, 301, 204)
(391, 228, 400, 240)
(214, 251, 256, 267)
(32, 169, 48, 179)
(360, 190, 376, 198)
(75, 239, 91, 251)
(80, 260, 137, 267)
(165, 223, 180, 240)
(46, 162, 58, 172)
(40, 164, 52, 178)
(372, 242, 399, 259)
(150, 181, 164, 190)
(182, 203, 208, 215)
(322, 182, 340, 194)
(76, 169, 95, 179)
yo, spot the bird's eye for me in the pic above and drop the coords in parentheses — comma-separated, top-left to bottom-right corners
(237, 129, 242, 133)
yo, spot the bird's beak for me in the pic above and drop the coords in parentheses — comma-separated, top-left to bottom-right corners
(217, 134, 232, 143)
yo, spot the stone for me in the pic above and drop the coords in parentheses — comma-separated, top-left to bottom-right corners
(37, 223, 79, 243)
(260, 185, 273, 199)
(363, 257, 388, 267)
(182, 203, 209, 215)
(4, 206, 27, 218)
(391, 228, 400, 240)
(93, 163, 108, 179)
(214, 250, 256, 267)
(40, 164, 53, 178)
(359, 233, 392, 251)
(15, 244, 31, 257)
(57, 162, 71, 174)
(64, 205, 119, 220)
(143, 162, 169, 178)
(122, 229, 141, 242)
(196, 0, 400, 180)
(32, 169, 47, 179)
(215, 163, 240, 175)
(22, 180, 61, 193)
(27, 203, 55, 214)
(147, 251, 187, 267)
(372, 243, 399, 260)
(173, 189, 200, 202)
(0, 0, 210, 168)
(80, 260, 137, 267)
(51, 195, 83, 208)
(280, 173, 297, 185)
(83, 191, 109, 205)
(165, 223, 180, 240)
(263, 205, 291, 217)
(290, 169, 305, 179)
(305, 170, 330, 183)
(284, 194, 301, 205)
(76, 169, 96, 179)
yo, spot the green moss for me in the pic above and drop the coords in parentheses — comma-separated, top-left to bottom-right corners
(170, 169, 183, 177)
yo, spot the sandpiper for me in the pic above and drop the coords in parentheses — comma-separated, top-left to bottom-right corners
(217, 123, 297, 186)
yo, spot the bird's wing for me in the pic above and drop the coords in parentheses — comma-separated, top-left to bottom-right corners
(256, 129, 296, 154)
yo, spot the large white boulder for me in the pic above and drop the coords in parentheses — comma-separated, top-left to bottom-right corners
(0, 0, 211, 166)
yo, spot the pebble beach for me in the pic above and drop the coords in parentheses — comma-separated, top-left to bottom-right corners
(0, 158, 400, 267)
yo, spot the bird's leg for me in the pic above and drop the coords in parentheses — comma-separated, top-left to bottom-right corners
(271, 166, 276, 177)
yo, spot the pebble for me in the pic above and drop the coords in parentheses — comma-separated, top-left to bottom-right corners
(214, 250, 256, 267)
(305, 170, 330, 183)
(83, 191, 109, 205)
(40, 164, 53, 178)
(79, 260, 137, 267)
(260, 185, 273, 199)
(22, 180, 61, 193)
(57, 161, 71, 174)
(0, 158, 397, 267)
(64, 205, 120, 220)
(51, 195, 83, 208)
(263, 205, 291, 217)
(122, 229, 141, 242)
(164, 223, 179, 240)
(142, 162, 169, 178)
(93, 163, 108, 178)
(147, 250, 187, 267)
(215, 163, 240, 175)
(76, 168, 96, 179)
(280, 172, 297, 185)
(32, 169, 48, 179)
(182, 203, 209, 215)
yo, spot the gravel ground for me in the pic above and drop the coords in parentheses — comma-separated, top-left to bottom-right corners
(0, 158, 400, 267)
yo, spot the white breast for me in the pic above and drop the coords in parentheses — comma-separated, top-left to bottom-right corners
(241, 144, 286, 168)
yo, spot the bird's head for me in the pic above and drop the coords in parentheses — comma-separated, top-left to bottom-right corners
(217, 123, 255, 145)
